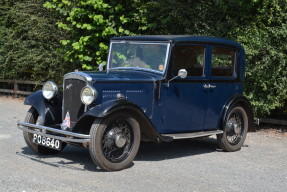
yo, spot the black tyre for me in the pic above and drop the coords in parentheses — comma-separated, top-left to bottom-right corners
(217, 105, 248, 152)
(89, 111, 141, 171)
(23, 107, 66, 155)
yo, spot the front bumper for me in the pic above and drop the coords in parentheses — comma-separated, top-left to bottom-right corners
(17, 121, 90, 143)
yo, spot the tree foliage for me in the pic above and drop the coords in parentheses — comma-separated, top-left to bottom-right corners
(145, 0, 287, 116)
(0, 0, 286, 116)
(0, 0, 72, 82)
(44, 0, 148, 70)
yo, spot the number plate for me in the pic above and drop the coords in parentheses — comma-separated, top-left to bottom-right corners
(32, 134, 62, 150)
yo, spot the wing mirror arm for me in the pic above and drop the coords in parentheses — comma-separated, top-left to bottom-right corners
(166, 69, 187, 87)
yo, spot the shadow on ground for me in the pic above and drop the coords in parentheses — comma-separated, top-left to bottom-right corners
(16, 137, 219, 172)
(136, 137, 219, 161)
(17, 145, 99, 172)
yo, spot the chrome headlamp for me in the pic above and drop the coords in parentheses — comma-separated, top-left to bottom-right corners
(80, 85, 98, 105)
(42, 81, 58, 100)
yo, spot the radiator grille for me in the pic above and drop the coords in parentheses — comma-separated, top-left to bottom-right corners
(63, 79, 86, 128)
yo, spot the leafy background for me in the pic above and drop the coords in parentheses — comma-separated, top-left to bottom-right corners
(0, 0, 286, 117)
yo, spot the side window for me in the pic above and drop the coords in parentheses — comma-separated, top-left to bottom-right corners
(211, 47, 236, 77)
(172, 45, 205, 77)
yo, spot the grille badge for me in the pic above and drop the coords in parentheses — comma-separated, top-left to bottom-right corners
(66, 83, 73, 90)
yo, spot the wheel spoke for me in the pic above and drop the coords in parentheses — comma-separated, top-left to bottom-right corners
(226, 111, 244, 145)
(101, 118, 133, 163)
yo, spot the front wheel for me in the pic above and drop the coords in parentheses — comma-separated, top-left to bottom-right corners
(89, 112, 141, 171)
(217, 105, 248, 152)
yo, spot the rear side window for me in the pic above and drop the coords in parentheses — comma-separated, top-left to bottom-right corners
(172, 45, 205, 77)
(211, 47, 235, 77)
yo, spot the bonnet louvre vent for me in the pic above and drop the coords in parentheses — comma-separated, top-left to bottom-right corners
(102, 90, 145, 103)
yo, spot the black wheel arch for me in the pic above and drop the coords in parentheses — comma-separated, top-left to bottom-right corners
(220, 94, 255, 132)
(24, 90, 62, 125)
(73, 99, 171, 142)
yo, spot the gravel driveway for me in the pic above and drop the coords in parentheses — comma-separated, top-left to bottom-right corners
(0, 96, 286, 192)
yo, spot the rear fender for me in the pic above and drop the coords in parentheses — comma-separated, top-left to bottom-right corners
(24, 90, 62, 125)
(220, 94, 255, 132)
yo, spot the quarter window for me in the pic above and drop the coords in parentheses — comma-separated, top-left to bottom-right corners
(211, 47, 236, 77)
(172, 45, 205, 77)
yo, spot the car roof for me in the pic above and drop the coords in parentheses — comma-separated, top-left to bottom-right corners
(111, 35, 244, 50)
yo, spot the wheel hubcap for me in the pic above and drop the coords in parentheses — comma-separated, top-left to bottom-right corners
(233, 123, 241, 134)
(115, 133, 127, 148)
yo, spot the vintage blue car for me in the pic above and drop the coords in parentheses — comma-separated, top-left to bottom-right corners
(17, 35, 254, 171)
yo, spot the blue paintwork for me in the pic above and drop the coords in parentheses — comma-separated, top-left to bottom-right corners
(157, 83, 206, 133)
(151, 82, 243, 133)
(86, 76, 156, 119)
(204, 83, 243, 130)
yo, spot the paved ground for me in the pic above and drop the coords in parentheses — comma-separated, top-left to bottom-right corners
(0, 96, 286, 192)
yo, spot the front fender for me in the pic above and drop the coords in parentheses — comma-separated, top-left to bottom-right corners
(73, 99, 145, 133)
(73, 99, 171, 142)
(24, 90, 62, 125)
(85, 99, 145, 118)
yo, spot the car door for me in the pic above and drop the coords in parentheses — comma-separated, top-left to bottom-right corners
(203, 46, 241, 130)
(160, 44, 207, 133)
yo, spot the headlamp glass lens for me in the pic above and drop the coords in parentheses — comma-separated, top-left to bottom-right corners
(42, 81, 57, 99)
(81, 86, 97, 105)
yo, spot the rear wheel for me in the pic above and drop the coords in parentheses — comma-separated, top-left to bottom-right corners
(23, 107, 65, 155)
(89, 111, 141, 171)
(217, 105, 248, 152)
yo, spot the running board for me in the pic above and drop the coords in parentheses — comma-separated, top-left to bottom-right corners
(161, 130, 223, 140)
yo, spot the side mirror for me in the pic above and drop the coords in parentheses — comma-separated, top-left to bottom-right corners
(166, 69, 187, 87)
(98, 63, 106, 71)
(178, 69, 187, 79)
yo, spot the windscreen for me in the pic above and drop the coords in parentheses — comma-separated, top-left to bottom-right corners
(109, 42, 169, 73)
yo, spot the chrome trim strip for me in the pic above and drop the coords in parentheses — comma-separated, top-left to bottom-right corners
(111, 40, 171, 44)
(108, 67, 164, 75)
(163, 43, 171, 73)
(17, 121, 90, 143)
(64, 72, 93, 84)
(107, 41, 113, 72)
(162, 130, 223, 140)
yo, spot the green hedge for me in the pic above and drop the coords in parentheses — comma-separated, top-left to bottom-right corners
(1, 0, 286, 116)
(0, 0, 76, 83)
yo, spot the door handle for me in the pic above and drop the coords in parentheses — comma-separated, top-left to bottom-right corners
(203, 84, 216, 89)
